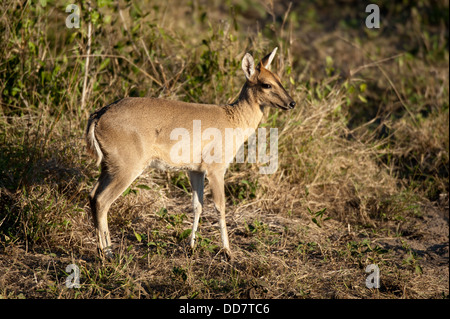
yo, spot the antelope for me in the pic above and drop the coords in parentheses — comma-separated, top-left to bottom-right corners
(86, 47, 295, 259)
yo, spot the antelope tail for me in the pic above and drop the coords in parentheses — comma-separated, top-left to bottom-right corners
(85, 113, 103, 167)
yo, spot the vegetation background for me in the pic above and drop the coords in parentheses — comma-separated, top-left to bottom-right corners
(0, 0, 448, 299)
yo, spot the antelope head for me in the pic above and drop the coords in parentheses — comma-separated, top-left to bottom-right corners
(241, 47, 296, 110)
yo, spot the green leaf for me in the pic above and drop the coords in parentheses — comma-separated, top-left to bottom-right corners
(90, 11, 100, 25)
(311, 218, 321, 228)
(415, 265, 423, 274)
(179, 229, 192, 240)
(136, 184, 151, 190)
(131, 2, 143, 18)
(98, 58, 110, 72)
(134, 231, 142, 242)
(315, 207, 327, 218)
(122, 187, 131, 196)
(358, 94, 368, 103)
(131, 24, 140, 35)
(359, 83, 367, 92)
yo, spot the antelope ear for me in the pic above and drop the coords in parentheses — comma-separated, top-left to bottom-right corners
(242, 53, 255, 81)
(261, 47, 278, 70)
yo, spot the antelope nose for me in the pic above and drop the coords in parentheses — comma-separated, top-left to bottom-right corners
(289, 101, 296, 108)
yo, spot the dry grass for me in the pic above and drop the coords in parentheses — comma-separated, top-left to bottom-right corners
(0, 0, 448, 299)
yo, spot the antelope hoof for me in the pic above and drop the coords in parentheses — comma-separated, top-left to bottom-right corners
(187, 240, 196, 256)
(189, 237, 196, 251)
(101, 246, 115, 260)
(221, 247, 233, 261)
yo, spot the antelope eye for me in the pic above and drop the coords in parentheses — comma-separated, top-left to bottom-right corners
(262, 83, 271, 89)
